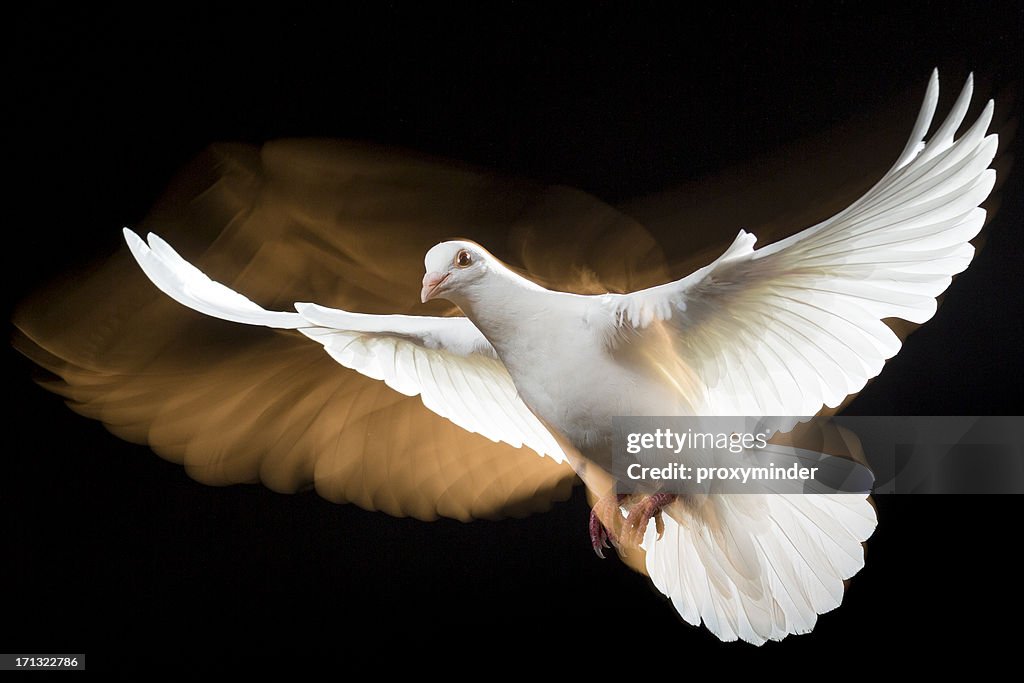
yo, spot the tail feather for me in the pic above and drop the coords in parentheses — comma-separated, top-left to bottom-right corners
(646, 493, 876, 644)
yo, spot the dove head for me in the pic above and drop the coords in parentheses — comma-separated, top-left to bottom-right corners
(421, 240, 493, 304)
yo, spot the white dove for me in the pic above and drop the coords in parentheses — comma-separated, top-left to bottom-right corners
(121, 70, 995, 644)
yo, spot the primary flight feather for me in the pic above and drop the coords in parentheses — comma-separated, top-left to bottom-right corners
(24, 71, 997, 643)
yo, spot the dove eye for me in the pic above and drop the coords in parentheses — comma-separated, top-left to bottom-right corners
(454, 249, 473, 268)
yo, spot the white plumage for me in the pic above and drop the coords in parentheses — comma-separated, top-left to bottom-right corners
(125, 230, 567, 464)
(123, 71, 995, 644)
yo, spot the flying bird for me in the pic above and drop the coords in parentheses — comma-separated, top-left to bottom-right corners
(16, 71, 996, 644)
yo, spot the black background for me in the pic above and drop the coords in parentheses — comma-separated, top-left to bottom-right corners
(6, 4, 1023, 673)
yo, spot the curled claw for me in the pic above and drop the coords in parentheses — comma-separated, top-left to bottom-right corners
(589, 493, 626, 558)
(654, 508, 666, 539)
(624, 493, 676, 546)
(590, 507, 610, 559)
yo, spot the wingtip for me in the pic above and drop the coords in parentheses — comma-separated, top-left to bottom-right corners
(122, 227, 147, 252)
(959, 72, 975, 100)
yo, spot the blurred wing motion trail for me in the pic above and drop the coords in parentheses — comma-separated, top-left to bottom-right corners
(14, 141, 664, 521)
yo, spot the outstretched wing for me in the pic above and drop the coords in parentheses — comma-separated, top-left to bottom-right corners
(16, 142, 659, 521)
(124, 229, 566, 464)
(606, 71, 997, 416)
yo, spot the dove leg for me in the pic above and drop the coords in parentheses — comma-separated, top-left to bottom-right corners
(589, 494, 626, 559)
(624, 493, 676, 545)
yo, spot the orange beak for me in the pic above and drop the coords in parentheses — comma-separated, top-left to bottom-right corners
(421, 271, 450, 303)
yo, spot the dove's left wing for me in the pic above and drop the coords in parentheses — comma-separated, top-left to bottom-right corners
(605, 71, 996, 417)
(124, 229, 567, 465)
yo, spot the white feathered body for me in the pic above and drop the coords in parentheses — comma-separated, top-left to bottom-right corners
(456, 280, 686, 461)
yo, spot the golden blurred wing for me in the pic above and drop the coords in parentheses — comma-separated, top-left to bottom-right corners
(15, 140, 665, 521)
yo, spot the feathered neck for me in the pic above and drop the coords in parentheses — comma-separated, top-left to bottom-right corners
(447, 260, 550, 353)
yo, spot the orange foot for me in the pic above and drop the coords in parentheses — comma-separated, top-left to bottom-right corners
(623, 493, 676, 546)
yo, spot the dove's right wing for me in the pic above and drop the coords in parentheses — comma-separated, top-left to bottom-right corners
(606, 71, 996, 417)
(124, 229, 568, 466)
